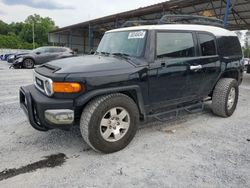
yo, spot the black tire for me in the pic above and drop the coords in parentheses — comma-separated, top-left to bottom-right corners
(23, 58, 34, 69)
(80, 93, 139, 153)
(212, 78, 239, 117)
(247, 66, 250, 74)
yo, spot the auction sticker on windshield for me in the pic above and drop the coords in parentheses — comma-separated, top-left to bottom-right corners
(128, 31, 146, 39)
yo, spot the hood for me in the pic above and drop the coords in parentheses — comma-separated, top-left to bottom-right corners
(46, 55, 136, 74)
(15, 52, 30, 58)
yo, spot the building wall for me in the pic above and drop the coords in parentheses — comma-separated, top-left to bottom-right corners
(48, 30, 101, 54)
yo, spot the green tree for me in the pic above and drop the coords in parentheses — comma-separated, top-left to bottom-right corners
(9, 22, 25, 36)
(244, 31, 250, 58)
(0, 34, 33, 49)
(0, 20, 11, 35)
(0, 14, 57, 49)
(19, 14, 57, 47)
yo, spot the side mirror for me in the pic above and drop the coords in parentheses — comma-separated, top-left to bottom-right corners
(36, 51, 41, 55)
(88, 49, 95, 55)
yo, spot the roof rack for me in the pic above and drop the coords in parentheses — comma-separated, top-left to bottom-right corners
(121, 20, 159, 28)
(159, 15, 224, 27)
(121, 14, 224, 28)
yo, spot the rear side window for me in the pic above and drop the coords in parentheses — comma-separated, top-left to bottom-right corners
(54, 48, 63, 52)
(198, 33, 216, 56)
(217, 36, 242, 56)
(43, 48, 50, 53)
(48, 47, 65, 53)
(60, 48, 67, 52)
(48, 48, 57, 53)
(156, 32, 195, 58)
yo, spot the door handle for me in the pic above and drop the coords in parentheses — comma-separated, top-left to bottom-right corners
(190, 65, 202, 70)
(161, 62, 166, 67)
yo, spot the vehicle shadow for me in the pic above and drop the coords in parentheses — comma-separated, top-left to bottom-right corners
(25, 102, 214, 154)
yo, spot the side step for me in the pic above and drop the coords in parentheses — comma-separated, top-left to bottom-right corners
(148, 102, 204, 122)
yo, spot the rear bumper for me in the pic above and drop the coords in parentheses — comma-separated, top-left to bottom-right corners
(20, 85, 75, 131)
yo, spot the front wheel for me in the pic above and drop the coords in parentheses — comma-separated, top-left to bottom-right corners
(212, 78, 239, 117)
(80, 93, 139, 153)
(23, 58, 34, 69)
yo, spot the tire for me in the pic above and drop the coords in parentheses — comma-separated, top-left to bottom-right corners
(212, 78, 239, 117)
(80, 93, 139, 153)
(247, 66, 250, 74)
(23, 58, 34, 69)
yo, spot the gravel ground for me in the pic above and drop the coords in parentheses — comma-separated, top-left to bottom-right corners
(0, 60, 249, 188)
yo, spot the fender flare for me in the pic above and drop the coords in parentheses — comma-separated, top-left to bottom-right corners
(217, 68, 242, 84)
(209, 68, 242, 96)
(75, 85, 146, 119)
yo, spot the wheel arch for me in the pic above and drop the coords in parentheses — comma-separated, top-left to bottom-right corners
(209, 69, 241, 97)
(22, 57, 36, 66)
(75, 85, 146, 120)
(220, 69, 241, 82)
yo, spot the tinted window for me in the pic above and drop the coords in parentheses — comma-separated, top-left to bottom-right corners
(43, 48, 50, 53)
(51, 48, 65, 53)
(198, 33, 216, 56)
(156, 32, 195, 58)
(32, 47, 46, 53)
(60, 48, 67, 52)
(218, 36, 242, 56)
(47, 48, 56, 53)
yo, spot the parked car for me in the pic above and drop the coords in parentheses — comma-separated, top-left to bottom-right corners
(244, 58, 250, 73)
(7, 50, 30, 63)
(12, 46, 75, 69)
(20, 21, 243, 153)
(1, 53, 15, 61)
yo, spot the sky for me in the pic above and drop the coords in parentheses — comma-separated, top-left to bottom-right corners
(0, 0, 166, 27)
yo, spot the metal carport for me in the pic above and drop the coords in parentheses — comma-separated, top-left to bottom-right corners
(48, 0, 250, 53)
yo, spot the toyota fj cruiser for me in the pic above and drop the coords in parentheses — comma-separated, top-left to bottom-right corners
(20, 17, 244, 153)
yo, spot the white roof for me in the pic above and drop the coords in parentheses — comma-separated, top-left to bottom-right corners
(107, 24, 236, 37)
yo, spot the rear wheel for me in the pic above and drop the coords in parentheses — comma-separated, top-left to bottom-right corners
(80, 93, 139, 153)
(212, 78, 239, 117)
(23, 58, 34, 69)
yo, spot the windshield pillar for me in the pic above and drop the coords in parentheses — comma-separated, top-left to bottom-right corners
(88, 24, 93, 52)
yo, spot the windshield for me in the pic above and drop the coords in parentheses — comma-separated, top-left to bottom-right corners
(96, 30, 147, 58)
(32, 47, 46, 53)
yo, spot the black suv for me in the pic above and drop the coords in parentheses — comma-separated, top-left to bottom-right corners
(20, 23, 243, 153)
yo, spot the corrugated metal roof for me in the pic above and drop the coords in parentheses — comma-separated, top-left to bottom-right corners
(50, 0, 250, 33)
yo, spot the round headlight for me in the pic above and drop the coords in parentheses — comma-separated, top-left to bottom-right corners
(44, 79, 53, 96)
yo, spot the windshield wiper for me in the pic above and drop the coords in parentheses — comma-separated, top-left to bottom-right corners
(96, 51, 110, 56)
(111, 52, 131, 60)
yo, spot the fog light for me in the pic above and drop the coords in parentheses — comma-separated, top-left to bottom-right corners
(45, 109, 74, 125)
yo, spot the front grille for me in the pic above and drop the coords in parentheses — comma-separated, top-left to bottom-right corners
(35, 77, 44, 90)
(33, 70, 53, 96)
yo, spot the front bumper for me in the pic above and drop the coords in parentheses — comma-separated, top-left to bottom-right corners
(20, 85, 75, 131)
(7, 57, 15, 63)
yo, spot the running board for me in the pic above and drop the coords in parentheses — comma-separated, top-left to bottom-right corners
(148, 102, 204, 122)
